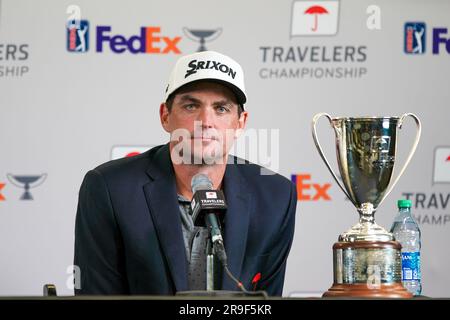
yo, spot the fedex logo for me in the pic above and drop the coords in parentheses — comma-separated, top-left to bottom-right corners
(291, 174, 331, 201)
(433, 28, 450, 54)
(96, 26, 181, 54)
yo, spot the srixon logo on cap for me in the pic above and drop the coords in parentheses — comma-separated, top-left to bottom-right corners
(185, 59, 236, 79)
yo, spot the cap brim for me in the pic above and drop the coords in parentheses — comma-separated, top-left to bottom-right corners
(167, 78, 246, 107)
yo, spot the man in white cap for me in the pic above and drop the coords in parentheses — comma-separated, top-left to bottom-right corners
(74, 51, 297, 296)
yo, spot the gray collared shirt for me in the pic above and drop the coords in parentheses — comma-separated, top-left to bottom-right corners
(177, 194, 209, 290)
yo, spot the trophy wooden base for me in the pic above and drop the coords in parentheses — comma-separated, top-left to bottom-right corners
(324, 240, 412, 298)
(323, 283, 412, 298)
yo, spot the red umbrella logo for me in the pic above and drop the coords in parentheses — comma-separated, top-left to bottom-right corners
(0, 183, 5, 201)
(446, 155, 450, 161)
(126, 151, 141, 158)
(304, 5, 329, 32)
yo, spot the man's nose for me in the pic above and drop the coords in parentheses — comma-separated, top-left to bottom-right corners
(197, 106, 214, 128)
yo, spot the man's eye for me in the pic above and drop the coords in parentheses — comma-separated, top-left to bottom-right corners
(216, 106, 229, 113)
(184, 104, 196, 111)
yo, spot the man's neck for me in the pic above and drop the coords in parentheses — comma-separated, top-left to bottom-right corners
(169, 148, 227, 200)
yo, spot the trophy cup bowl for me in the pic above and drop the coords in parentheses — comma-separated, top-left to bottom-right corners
(311, 113, 421, 298)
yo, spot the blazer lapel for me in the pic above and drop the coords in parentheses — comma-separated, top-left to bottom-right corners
(143, 144, 188, 292)
(221, 160, 252, 290)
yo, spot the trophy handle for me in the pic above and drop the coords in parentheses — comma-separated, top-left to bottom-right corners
(311, 113, 353, 204)
(379, 113, 422, 206)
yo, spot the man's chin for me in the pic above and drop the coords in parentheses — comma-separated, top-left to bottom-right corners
(192, 152, 226, 165)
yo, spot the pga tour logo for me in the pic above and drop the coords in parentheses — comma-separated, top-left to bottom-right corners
(291, 0, 339, 36)
(404, 22, 426, 54)
(67, 20, 89, 52)
(206, 192, 217, 199)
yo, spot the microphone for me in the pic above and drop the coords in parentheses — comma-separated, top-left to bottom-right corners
(189, 174, 264, 296)
(190, 173, 228, 265)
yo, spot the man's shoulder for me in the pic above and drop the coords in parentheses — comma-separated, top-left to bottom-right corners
(229, 155, 294, 191)
(90, 145, 164, 179)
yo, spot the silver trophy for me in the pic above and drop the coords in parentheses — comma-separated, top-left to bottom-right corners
(312, 113, 421, 297)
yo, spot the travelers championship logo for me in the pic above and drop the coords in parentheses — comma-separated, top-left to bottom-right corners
(290, 0, 339, 36)
(111, 146, 152, 160)
(0, 182, 5, 201)
(206, 192, 217, 199)
(433, 147, 450, 184)
(401, 147, 450, 226)
(259, 0, 368, 80)
(0, 1, 31, 78)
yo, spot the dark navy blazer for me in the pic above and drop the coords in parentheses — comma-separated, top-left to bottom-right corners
(74, 144, 297, 296)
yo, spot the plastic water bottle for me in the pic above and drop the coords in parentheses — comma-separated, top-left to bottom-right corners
(390, 199, 422, 296)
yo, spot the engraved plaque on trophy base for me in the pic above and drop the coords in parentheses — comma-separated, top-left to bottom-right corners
(323, 241, 412, 298)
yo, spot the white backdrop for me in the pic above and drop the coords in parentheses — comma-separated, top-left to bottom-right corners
(1, 0, 449, 297)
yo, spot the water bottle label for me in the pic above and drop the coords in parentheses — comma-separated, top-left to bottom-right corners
(401, 252, 421, 280)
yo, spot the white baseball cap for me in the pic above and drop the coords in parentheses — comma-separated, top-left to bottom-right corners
(164, 51, 247, 107)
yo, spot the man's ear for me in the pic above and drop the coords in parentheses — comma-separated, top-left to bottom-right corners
(160, 103, 171, 133)
(235, 111, 248, 139)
